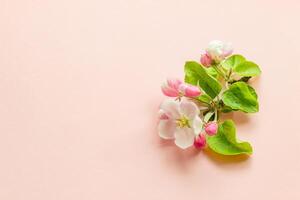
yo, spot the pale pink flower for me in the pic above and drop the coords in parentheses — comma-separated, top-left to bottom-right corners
(200, 52, 213, 67)
(161, 79, 182, 97)
(158, 99, 203, 149)
(179, 84, 201, 97)
(205, 122, 218, 136)
(194, 134, 206, 149)
(206, 40, 233, 62)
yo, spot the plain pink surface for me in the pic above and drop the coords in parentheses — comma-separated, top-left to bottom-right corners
(1, 0, 300, 199)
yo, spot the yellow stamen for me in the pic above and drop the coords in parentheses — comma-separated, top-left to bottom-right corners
(176, 116, 190, 128)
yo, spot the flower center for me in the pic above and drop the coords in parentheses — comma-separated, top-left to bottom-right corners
(176, 116, 190, 128)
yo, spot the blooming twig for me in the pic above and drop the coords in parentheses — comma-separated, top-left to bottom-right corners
(158, 40, 261, 155)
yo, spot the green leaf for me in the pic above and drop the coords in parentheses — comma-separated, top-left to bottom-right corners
(222, 82, 259, 113)
(222, 55, 246, 70)
(247, 84, 258, 99)
(222, 55, 261, 77)
(207, 120, 253, 155)
(234, 61, 261, 77)
(205, 67, 219, 79)
(184, 61, 222, 99)
(197, 94, 212, 104)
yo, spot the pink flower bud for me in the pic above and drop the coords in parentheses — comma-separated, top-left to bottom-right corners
(205, 122, 218, 136)
(200, 52, 213, 67)
(194, 134, 206, 149)
(179, 84, 201, 97)
(161, 79, 182, 97)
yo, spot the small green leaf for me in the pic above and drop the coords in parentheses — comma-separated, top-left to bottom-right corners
(184, 61, 222, 99)
(222, 82, 259, 113)
(234, 61, 261, 77)
(207, 120, 253, 155)
(197, 94, 212, 104)
(222, 55, 246, 70)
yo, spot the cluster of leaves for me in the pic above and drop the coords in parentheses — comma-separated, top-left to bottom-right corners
(185, 55, 261, 155)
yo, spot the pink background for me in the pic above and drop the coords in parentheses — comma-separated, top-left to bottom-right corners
(1, 0, 300, 199)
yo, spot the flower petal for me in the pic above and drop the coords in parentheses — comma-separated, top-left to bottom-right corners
(160, 99, 180, 119)
(158, 109, 169, 120)
(179, 100, 199, 119)
(192, 116, 203, 135)
(222, 43, 233, 57)
(174, 128, 195, 149)
(158, 119, 176, 139)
